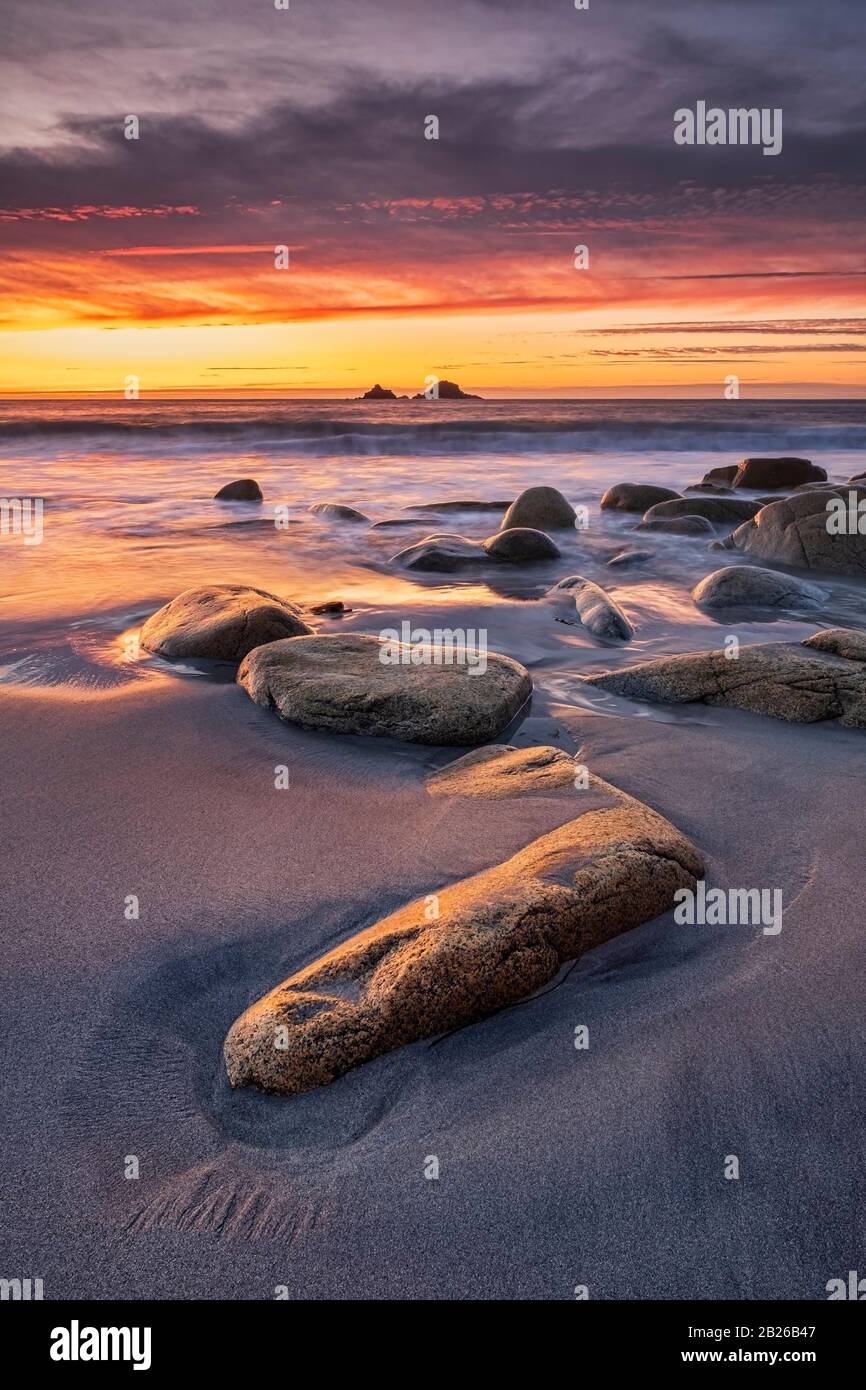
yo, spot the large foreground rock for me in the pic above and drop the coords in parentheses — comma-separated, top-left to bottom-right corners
(483, 527, 560, 561)
(548, 575, 634, 639)
(214, 478, 263, 501)
(600, 482, 680, 512)
(723, 490, 866, 578)
(237, 633, 532, 745)
(644, 496, 761, 525)
(500, 486, 576, 530)
(224, 784, 703, 1093)
(584, 633, 866, 727)
(140, 584, 311, 662)
(692, 566, 827, 610)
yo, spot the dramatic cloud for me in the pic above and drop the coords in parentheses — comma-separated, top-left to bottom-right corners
(2, 0, 865, 392)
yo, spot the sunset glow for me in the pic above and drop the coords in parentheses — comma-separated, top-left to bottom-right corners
(2, 1, 866, 397)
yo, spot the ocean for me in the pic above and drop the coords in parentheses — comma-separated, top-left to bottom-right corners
(0, 396, 864, 688)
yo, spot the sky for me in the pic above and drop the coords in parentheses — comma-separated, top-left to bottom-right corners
(1, 0, 865, 397)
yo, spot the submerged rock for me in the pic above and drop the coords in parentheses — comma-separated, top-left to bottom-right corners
(223, 782, 703, 1093)
(644, 496, 761, 525)
(548, 575, 634, 639)
(600, 482, 681, 512)
(722, 490, 866, 578)
(635, 515, 714, 536)
(237, 633, 532, 745)
(426, 744, 576, 799)
(309, 600, 348, 616)
(500, 486, 576, 530)
(390, 533, 486, 571)
(607, 548, 655, 568)
(140, 584, 311, 662)
(309, 502, 369, 522)
(584, 635, 866, 728)
(483, 527, 561, 561)
(214, 478, 263, 502)
(406, 499, 512, 513)
(691, 565, 827, 610)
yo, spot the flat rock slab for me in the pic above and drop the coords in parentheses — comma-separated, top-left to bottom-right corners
(692, 565, 827, 610)
(600, 482, 681, 512)
(140, 584, 311, 662)
(237, 633, 532, 745)
(224, 782, 703, 1094)
(501, 486, 576, 530)
(584, 632, 866, 727)
(548, 575, 634, 639)
(426, 744, 578, 799)
(723, 490, 866, 578)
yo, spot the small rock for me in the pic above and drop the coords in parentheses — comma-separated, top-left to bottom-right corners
(140, 584, 311, 662)
(691, 566, 827, 610)
(702, 465, 739, 486)
(309, 600, 348, 616)
(483, 527, 561, 561)
(548, 575, 634, 639)
(390, 533, 486, 571)
(635, 515, 714, 536)
(500, 486, 576, 530)
(600, 482, 681, 512)
(214, 478, 263, 502)
(309, 503, 369, 522)
(607, 548, 655, 568)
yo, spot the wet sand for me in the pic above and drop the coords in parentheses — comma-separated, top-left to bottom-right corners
(2, 653, 864, 1298)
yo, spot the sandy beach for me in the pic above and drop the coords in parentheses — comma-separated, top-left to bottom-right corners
(2, 417, 864, 1297)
